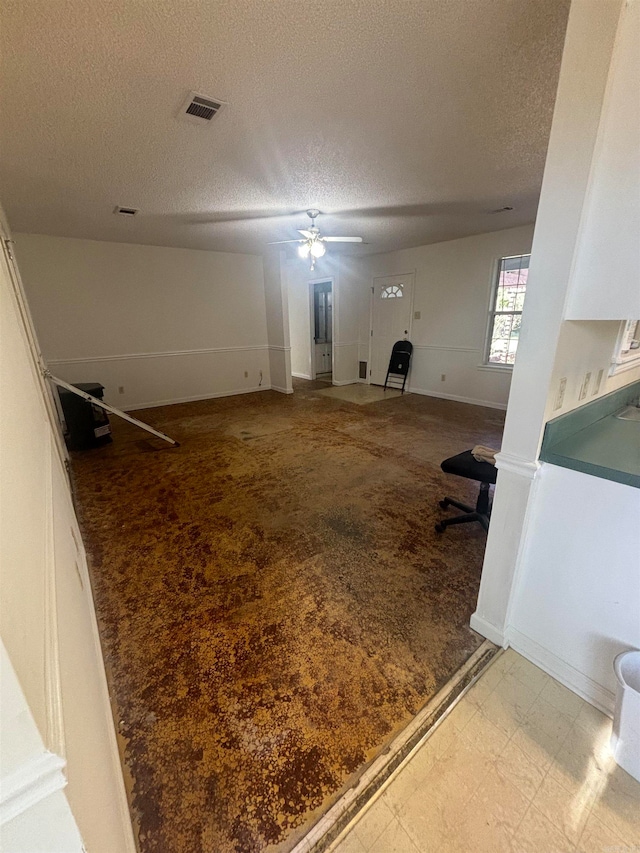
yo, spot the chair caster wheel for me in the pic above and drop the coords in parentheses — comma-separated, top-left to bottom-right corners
(435, 522, 445, 533)
(439, 500, 448, 509)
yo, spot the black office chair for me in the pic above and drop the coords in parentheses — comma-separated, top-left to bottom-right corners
(384, 340, 413, 393)
(435, 450, 497, 533)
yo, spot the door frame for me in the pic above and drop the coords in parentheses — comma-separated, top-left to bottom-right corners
(368, 271, 416, 385)
(308, 276, 335, 381)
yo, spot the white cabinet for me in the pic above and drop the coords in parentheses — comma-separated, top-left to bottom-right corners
(565, 0, 640, 320)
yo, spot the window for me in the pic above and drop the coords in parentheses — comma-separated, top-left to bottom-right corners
(485, 254, 530, 366)
(611, 319, 640, 375)
(381, 285, 403, 298)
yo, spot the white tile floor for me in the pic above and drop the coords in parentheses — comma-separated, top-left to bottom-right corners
(331, 649, 640, 853)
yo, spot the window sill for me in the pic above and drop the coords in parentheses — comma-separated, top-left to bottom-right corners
(609, 355, 640, 376)
(477, 363, 514, 372)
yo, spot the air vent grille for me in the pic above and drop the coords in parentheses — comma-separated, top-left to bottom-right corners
(186, 96, 221, 120)
(180, 91, 226, 124)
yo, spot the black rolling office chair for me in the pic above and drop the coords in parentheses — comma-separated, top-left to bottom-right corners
(435, 450, 498, 533)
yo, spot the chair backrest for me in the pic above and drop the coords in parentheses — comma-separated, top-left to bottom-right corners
(391, 339, 413, 355)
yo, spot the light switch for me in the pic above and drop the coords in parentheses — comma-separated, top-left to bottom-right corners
(414, 311, 421, 320)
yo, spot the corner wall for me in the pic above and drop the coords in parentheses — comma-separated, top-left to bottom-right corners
(546, 320, 640, 421)
(359, 225, 535, 408)
(263, 248, 293, 393)
(15, 234, 271, 410)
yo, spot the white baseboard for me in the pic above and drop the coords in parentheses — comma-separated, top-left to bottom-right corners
(506, 627, 615, 716)
(121, 384, 272, 412)
(271, 385, 294, 394)
(409, 386, 508, 411)
(332, 379, 359, 387)
(470, 613, 507, 647)
(292, 372, 312, 380)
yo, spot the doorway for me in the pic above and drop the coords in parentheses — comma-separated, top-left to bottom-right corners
(311, 279, 333, 382)
(369, 273, 415, 386)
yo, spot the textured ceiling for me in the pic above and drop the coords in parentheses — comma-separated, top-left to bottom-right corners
(0, 0, 570, 256)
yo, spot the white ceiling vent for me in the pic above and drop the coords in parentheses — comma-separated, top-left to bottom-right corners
(179, 91, 226, 125)
(114, 206, 139, 216)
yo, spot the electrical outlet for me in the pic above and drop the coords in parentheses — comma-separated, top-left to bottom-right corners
(414, 311, 421, 320)
(118, 386, 124, 394)
(579, 372, 591, 401)
(244, 371, 248, 378)
(592, 368, 604, 396)
(440, 374, 446, 382)
(554, 377, 567, 410)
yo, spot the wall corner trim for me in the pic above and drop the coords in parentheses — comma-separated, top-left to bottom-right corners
(469, 613, 507, 647)
(494, 451, 540, 480)
(0, 751, 67, 825)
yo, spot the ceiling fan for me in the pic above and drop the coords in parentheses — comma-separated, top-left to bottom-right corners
(268, 209, 363, 270)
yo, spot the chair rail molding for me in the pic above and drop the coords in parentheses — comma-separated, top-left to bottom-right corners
(47, 344, 270, 365)
(44, 434, 65, 758)
(412, 344, 480, 353)
(494, 451, 540, 480)
(0, 752, 67, 826)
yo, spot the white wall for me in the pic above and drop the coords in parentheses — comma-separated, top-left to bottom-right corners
(15, 233, 271, 410)
(360, 226, 534, 408)
(565, 0, 640, 320)
(508, 465, 640, 713)
(0, 218, 135, 850)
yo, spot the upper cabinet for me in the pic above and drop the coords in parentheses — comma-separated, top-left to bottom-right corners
(565, 0, 640, 321)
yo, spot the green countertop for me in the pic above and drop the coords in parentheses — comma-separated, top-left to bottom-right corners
(540, 381, 640, 489)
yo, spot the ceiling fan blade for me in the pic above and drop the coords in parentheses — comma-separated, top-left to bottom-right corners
(297, 229, 314, 238)
(267, 239, 304, 245)
(323, 236, 364, 243)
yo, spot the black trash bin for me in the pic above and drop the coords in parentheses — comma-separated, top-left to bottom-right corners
(58, 382, 112, 450)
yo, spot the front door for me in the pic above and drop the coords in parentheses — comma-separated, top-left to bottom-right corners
(370, 274, 414, 386)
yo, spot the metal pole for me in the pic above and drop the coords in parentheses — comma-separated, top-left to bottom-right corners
(45, 371, 180, 448)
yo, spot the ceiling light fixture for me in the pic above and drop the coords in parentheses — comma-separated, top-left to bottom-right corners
(268, 210, 363, 271)
(310, 240, 326, 259)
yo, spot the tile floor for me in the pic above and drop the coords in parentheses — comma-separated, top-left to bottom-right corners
(331, 649, 640, 853)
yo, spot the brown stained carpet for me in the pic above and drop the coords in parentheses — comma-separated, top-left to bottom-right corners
(71, 379, 504, 853)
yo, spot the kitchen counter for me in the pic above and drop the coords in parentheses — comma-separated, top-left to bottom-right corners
(540, 380, 640, 489)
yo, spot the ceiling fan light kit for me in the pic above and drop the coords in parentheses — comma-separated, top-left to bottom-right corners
(269, 209, 363, 270)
